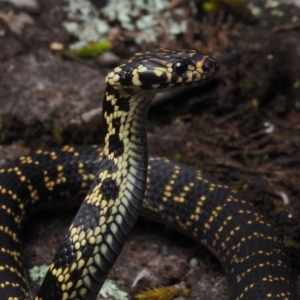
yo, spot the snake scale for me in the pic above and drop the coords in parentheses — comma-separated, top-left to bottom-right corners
(0, 49, 297, 300)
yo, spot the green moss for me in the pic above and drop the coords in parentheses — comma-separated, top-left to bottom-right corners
(272, 199, 294, 216)
(52, 125, 63, 144)
(293, 80, 300, 89)
(232, 176, 250, 192)
(261, 153, 270, 163)
(197, 115, 207, 126)
(64, 0, 197, 45)
(251, 98, 259, 109)
(284, 238, 295, 248)
(70, 41, 111, 57)
(244, 78, 256, 91)
(174, 152, 182, 162)
(202, 0, 255, 21)
(28, 267, 128, 299)
(28, 265, 49, 285)
(100, 279, 129, 300)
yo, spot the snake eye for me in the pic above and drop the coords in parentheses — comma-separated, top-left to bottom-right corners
(173, 60, 187, 74)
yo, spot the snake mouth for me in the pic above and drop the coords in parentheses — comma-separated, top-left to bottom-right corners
(203, 56, 220, 74)
(194, 56, 220, 84)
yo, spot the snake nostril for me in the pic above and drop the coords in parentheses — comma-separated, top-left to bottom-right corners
(203, 58, 220, 72)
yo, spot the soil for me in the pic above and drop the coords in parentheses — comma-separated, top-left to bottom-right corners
(0, 0, 300, 299)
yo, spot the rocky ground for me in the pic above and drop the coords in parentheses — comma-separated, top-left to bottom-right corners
(0, 0, 300, 299)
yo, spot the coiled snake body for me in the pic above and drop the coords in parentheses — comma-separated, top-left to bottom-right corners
(0, 49, 297, 300)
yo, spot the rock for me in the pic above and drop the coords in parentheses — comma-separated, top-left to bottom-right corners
(7, 0, 40, 13)
(0, 11, 34, 35)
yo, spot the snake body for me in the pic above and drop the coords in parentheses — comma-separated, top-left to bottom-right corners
(0, 49, 297, 300)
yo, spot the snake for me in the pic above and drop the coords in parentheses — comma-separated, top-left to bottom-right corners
(0, 49, 297, 300)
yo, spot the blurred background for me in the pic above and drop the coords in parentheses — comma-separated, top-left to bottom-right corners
(0, 0, 299, 299)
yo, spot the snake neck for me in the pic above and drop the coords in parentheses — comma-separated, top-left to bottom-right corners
(99, 86, 153, 202)
(91, 86, 154, 213)
(36, 87, 155, 300)
(102, 86, 152, 161)
(77, 87, 154, 296)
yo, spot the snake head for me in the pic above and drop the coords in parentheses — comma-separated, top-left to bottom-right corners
(106, 49, 220, 91)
